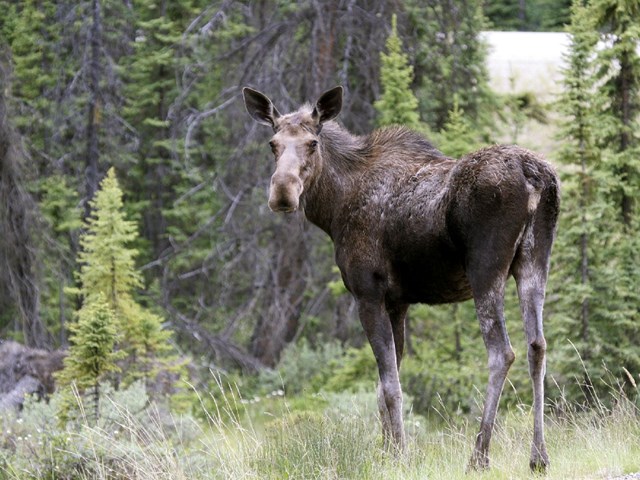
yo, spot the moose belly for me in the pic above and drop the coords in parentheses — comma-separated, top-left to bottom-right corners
(389, 253, 473, 305)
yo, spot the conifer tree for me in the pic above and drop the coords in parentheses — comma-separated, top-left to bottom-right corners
(408, 0, 494, 131)
(374, 14, 422, 130)
(78, 168, 142, 306)
(550, 0, 640, 400)
(589, 0, 640, 390)
(122, 0, 200, 262)
(550, 0, 606, 397)
(438, 98, 482, 158)
(589, 0, 640, 227)
(73, 167, 176, 388)
(56, 294, 124, 422)
(8, 0, 58, 156)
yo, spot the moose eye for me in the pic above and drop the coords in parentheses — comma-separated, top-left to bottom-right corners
(269, 141, 277, 154)
(308, 140, 319, 152)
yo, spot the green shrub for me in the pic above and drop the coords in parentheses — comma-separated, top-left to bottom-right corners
(259, 338, 347, 395)
(322, 345, 378, 393)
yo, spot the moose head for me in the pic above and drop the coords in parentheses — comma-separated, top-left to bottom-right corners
(243, 86, 343, 213)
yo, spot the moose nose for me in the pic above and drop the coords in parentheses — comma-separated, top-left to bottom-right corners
(268, 172, 303, 212)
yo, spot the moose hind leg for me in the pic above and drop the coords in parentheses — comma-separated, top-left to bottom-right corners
(514, 263, 550, 472)
(468, 285, 515, 471)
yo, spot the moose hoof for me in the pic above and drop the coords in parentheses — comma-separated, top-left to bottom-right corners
(529, 454, 549, 474)
(467, 451, 489, 472)
(529, 447, 549, 474)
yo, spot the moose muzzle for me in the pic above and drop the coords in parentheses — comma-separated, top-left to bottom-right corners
(268, 172, 303, 212)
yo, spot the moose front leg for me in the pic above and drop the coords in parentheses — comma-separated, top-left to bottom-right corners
(358, 299, 405, 451)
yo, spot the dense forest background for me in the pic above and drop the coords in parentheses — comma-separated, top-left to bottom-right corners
(0, 0, 639, 422)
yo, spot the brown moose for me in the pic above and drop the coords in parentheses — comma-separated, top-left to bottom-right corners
(243, 86, 559, 472)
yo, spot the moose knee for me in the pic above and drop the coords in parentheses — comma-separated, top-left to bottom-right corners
(529, 337, 547, 354)
(488, 347, 515, 373)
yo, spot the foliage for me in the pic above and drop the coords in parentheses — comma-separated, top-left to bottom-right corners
(56, 294, 125, 422)
(258, 338, 346, 395)
(2, 0, 640, 444)
(499, 89, 549, 143)
(1, 373, 638, 479)
(408, 0, 496, 132)
(68, 168, 179, 394)
(374, 14, 422, 131)
(546, 0, 640, 405)
(322, 345, 378, 393)
(484, 0, 572, 31)
(437, 97, 484, 158)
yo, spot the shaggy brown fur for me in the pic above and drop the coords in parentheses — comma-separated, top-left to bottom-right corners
(243, 86, 559, 472)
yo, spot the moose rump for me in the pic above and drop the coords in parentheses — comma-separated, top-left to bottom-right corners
(242, 85, 560, 472)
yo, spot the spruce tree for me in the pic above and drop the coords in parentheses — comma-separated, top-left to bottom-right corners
(550, 0, 640, 400)
(438, 97, 482, 158)
(122, 0, 200, 263)
(550, 0, 607, 399)
(589, 0, 640, 227)
(374, 14, 422, 130)
(408, 0, 494, 131)
(57, 294, 124, 422)
(73, 167, 176, 388)
(589, 0, 640, 391)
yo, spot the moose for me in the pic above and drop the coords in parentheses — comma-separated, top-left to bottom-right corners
(243, 86, 559, 472)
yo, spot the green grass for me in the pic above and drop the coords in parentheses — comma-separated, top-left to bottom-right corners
(1, 381, 638, 480)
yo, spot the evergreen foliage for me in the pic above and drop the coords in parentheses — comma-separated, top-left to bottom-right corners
(71, 168, 177, 390)
(437, 98, 482, 158)
(549, 0, 640, 401)
(408, 0, 495, 132)
(589, 0, 640, 226)
(374, 14, 422, 130)
(500, 90, 549, 143)
(484, 0, 572, 31)
(56, 294, 124, 421)
(588, 0, 640, 393)
(2, 0, 640, 424)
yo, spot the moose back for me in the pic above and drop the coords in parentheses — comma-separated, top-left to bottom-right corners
(243, 86, 559, 472)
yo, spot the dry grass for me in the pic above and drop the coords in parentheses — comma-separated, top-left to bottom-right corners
(1, 377, 638, 480)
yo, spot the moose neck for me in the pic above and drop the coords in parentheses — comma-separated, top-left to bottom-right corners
(301, 122, 366, 238)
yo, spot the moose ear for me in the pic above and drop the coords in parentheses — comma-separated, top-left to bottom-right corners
(312, 86, 343, 124)
(243, 87, 281, 128)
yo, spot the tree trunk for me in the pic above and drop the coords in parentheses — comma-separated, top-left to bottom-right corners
(84, 0, 102, 217)
(0, 67, 48, 348)
(579, 139, 590, 359)
(617, 47, 633, 227)
(518, 0, 527, 30)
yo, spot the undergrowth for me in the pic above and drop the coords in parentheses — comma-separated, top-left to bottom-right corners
(0, 374, 638, 479)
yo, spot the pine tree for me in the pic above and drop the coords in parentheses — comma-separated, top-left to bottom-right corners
(73, 167, 177, 388)
(56, 294, 124, 422)
(408, 0, 495, 132)
(589, 0, 640, 227)
(549, 0, 640, 401)
(374, 14, 422, 130)
(438, 97, 482, 158)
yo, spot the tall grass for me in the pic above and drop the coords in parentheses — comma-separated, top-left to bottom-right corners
(1, 376, 638, 479)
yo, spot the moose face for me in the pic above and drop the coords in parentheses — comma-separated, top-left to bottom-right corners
(243, 86, 343, 212)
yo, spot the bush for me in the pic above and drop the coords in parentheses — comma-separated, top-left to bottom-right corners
(258, 338, 347, 395)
